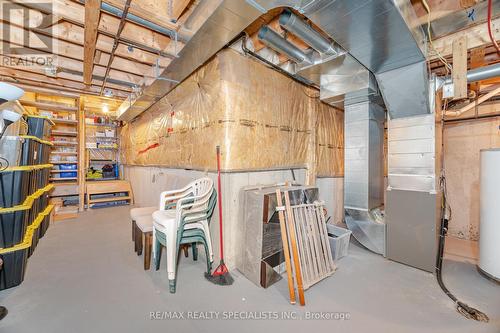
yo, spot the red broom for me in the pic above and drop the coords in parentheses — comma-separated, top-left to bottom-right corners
(205, 146, 233, 285)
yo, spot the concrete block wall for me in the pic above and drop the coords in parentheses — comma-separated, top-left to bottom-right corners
(124, 166, 352, 269)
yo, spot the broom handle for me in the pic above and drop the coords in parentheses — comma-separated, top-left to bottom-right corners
(216, 146, 224, 260)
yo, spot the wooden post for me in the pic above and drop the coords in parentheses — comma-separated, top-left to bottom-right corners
(275, 189, 296, 304)
(452, 36, 468, 100)
(306, 95, 317, 185)
(78, 98, 86, 211)
(83, 0, 101, 85)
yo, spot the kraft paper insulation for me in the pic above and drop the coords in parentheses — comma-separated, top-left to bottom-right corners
(120, 49, 344, 177)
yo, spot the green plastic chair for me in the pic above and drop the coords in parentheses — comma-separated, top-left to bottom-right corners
(154, 189, 217, 293)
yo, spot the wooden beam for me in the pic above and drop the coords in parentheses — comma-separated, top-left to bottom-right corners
(412, 0, 476, 25)
(103, 0, 182, 28)
(0, 16, 172, 69)
(430, 18, 500, 60)
(6, 83, 80, 98)
(446, 85, 500, 116)
(103, 0, 194, 25)
(8, 0, 182, 55)
(20, 99, 79, 112)
(84, 0, 102, 85)
(0, 23, 156, 79)
(452, 36, 468, 100)
(0, 49, 147, 86)
(169, 0, 192, 22)
(78, 98, 86, 211)
(0, 66, 131, 97)
(177, 0, 222, 39)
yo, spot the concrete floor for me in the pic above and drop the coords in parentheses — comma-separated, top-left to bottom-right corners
(1, 206, 499, 332)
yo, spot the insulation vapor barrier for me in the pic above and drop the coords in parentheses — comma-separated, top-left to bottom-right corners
(121, 50, 343, 177)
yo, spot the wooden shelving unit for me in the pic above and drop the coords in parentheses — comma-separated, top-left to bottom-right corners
(85, 118, 119, 183)
(21, 93, 130, 212)
(22, 93, 85, 219)
(86, 180, 133, 208)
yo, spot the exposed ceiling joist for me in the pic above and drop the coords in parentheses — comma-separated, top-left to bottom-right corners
(20, 99, 79, 112)
(430, 17, 500, 60)
(6, 0, 183, 54)
(0, 65, 131, 98)
(0, 16, 172, 68)
(84, 0, 102, 85)
(412, 0, 478, 25)
(102, 0, 187, 28)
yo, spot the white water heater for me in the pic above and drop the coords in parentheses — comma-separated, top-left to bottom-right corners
(479, 148, 500, 281)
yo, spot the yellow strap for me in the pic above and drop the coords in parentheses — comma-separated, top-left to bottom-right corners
(0, 197, 32, 213)
(1, 164, 53, 172)
(25, 115, 55, 126)
(40, 139, 54, 146)
(0, 229, 33, 254)
(34, 164, 54, 170)
(0, 165, 35, 172)
(41, 204, 55, 216)
(0, 206, 54, 254)
(0, 185, 53, 212)
(31, 184, 54, 199)
(27, 214, 45, 231)
(19, 135, 54, 146)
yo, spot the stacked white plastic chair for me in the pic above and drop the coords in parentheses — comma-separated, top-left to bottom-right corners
(152, 177, 214, 289)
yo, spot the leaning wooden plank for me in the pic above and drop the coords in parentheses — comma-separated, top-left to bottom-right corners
(301, 205, 320, 287)
(293, 207, 311, 286)
(284, 191, 305, 306)
(315, 203, 336, 271)
(305, 205, 327, 286)
(307, 205, 326, 279)
(275, 189, 296, 305)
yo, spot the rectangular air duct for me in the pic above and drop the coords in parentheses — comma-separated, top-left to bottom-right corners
(343, 98, 386, 255)
(344, 100, 385, 211)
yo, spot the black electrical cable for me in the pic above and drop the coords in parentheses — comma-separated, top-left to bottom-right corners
(436, 163, 489, 322)
(0, 157, 8, 171)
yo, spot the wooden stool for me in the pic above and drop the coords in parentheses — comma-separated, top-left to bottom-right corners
(135, 216, 153, 269)
(130, 206, 156, 245)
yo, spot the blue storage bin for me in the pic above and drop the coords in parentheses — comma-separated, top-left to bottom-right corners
(59, 163, 77, 178)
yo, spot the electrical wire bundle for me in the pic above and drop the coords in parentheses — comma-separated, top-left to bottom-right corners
(437, 104, 489, 323)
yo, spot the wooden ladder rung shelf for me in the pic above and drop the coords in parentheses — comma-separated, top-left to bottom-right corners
(85, 180, 134, 209)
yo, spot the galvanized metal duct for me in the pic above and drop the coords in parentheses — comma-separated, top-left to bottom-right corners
(442, 62, 500, 85)
(118, 0, 429, 123)
(279, 9, 336, 55)
(343, 98, 386, 255)
(258, 26, 313, 64)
